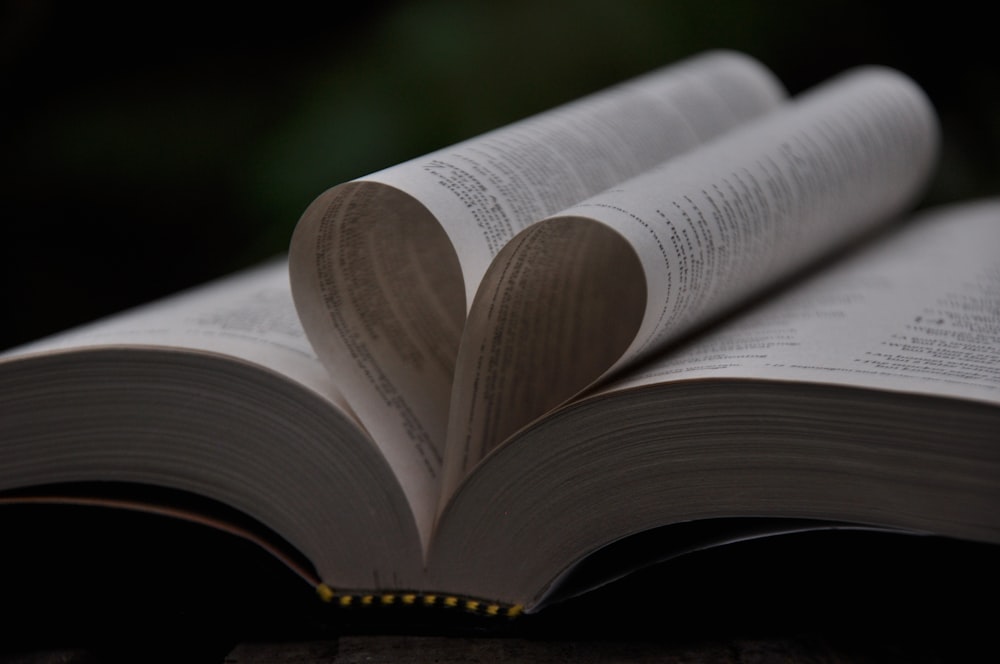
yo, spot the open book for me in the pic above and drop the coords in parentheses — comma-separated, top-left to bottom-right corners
(2, 50, 997, 617)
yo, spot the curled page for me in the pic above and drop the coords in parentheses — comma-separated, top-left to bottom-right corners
(443, 66, 939, 502)
(288, 51, 786, 545)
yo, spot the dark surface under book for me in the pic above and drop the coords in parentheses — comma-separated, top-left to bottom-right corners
(0, 498, 996, 662)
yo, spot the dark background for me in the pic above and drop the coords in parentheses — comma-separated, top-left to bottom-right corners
(2, 1, 998, 350)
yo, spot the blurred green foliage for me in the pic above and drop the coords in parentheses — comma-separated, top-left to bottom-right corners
(2, 1, 997, 349)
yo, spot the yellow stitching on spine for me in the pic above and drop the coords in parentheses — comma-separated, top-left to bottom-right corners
(321, 588, 524, 619)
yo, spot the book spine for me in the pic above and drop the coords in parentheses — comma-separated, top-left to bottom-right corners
(316, 583, 525, 618)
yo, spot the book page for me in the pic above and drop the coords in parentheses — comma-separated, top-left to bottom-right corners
(428, 200, 1000, 608)
(0, 258, 435, 590)
(443, 66, 939, 500)
(4, 259, 351, 415)
(608, 198, 1000, 403)
(288, 50, 786, 546)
